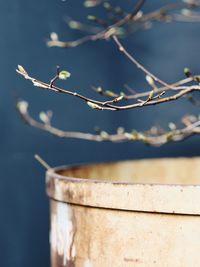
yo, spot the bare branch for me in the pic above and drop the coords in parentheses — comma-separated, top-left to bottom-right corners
(47, 0, 146, 47)
(16, 65, 200, 111)
(47, 1, 200, 48)
(112, 35, 171, 88)
(17, 100, 200, 146)
(17, 1, 200, 147)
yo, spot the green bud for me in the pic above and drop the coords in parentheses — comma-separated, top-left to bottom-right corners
(87, 101, 102, 109)
(114, 27, 126, 37)
(184, 67, 192, 77)
(115, 95, 124, 102)
(114, 6, 123, 15)
(84, 0, 99, 7)
(117, 127, 125, 134)
(96, 87, 103, 94)
(17, 65, 28, 75)
(59, 70, 71, 80)
(120, 92, 126, 97)
(68, 21, 81, 30)
(39, 112, 49, 124)
(103, 2, 112, 10)
(100, 131, 109, 139)
(146, 75, 155, 86)
(17, 101, 28, 113)
(131, 130, 138, 136)
(149, 90, 154, 99)
(50, 32, 58, 41)
(105, 90, 116, 97)
(87, 15, 97, 21)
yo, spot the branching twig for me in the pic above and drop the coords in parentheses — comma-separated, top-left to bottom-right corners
(17, 1, 200, 146)
(17, 100, 200, 146)
(16, 65, 200, 111)
(47, 1, 200, 48)
(92, 76, 196, 100)
(112, 35, 171, 88)
(47, 0, 146, 47)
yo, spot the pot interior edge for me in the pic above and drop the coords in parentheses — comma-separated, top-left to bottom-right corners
(49, 157, 200, 185)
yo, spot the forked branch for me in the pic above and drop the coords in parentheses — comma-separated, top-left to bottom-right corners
(16, 65, 200, 111)
(17, 0, 200, 145)
(17, 100, 200, 146)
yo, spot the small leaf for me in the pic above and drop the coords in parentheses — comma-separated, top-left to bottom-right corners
(115, 95, 124, 102)
(68, 20, 81, 30)
(146, 75, 155, 87)
(120, 92, 126, 97)
(100, 131, 108, 139)
(168, 122, 176, 130)
(87, 101, 102, 109)
(103, 2, 112, 10)
(117, 127, 124, 134)
(184, 67, 192, 77)
(105, 90, 116, 97)
(59, 70, 71, 80)
(84, 0, 101, 7)
(181, 8, 191, 16)
(50, 32, 58, 41)
(113, 27, 126, 37)
(149, 90, 154, 99)
(17, 65, 28, 75)
(96, 87, 103, 94)
(87, 15, 97, 21)
(17, 101, 28, 113)
(39, 112, 49, 124)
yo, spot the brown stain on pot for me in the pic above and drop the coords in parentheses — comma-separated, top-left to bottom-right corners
(47, 158, 200, 267)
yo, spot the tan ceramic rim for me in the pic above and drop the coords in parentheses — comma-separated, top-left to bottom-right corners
(46, 157, 200, 215)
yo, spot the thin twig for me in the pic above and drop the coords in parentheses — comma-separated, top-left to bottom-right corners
(48, 0, 146, 47)
(17, 100, 200, 146)
(16, 66, 200, 111)
(47, 1, 200, 48)
(34, 154, 51, 169)
(112, 35, 172, 88)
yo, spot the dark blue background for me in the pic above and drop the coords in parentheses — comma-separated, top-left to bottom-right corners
(1, 1, 200, 266)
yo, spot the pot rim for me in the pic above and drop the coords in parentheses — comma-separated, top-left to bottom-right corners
(46, 157, 200, 215)
(47, 156, 200, 187)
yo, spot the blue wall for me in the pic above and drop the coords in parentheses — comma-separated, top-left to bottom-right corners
(1, 1, 200, 266)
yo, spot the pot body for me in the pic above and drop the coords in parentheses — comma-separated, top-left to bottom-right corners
(46, 157, 200, 267)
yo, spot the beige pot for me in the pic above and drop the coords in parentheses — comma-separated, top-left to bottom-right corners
(46, 157, 200, 267)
